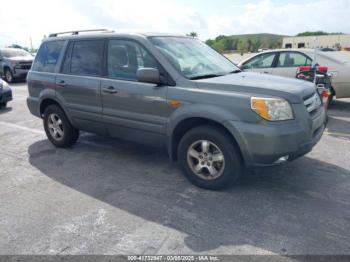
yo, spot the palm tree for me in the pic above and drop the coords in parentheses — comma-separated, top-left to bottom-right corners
(187, 32, 198, 38)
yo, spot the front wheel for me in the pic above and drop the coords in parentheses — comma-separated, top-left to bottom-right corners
(178, 126, 243, 190)
(4, 68, 13, 83)
(43, 104, 79, 148)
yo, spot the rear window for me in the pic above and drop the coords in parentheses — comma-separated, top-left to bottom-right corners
(32, 41, 65, 73)
(62, 40, 104, 76)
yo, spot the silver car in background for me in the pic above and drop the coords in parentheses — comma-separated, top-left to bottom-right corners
(238, 49, 350, 99)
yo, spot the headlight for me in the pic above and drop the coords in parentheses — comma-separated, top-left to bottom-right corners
(251, 97, 293, 121)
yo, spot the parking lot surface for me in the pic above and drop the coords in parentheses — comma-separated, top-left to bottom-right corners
(1, 83, 350, 256)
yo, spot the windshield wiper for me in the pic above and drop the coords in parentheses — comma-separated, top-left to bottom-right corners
(228, 69, 242, 74)
(190, 74, 224, 80)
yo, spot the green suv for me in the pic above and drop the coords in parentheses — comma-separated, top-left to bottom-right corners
(27, 30, 326, 190)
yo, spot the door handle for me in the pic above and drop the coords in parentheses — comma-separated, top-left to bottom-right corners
(102, 86, 118, 94)
(57, 80, 67, 87)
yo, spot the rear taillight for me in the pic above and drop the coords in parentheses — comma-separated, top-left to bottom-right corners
(298, 66, 311, 72)
(297, 65, 328, 73)
(317, 66, 328, 73)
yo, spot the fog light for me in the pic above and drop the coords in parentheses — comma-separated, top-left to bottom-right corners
(274, 155, 289, 164)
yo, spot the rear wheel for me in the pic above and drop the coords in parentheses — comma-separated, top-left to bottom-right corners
(4, 68, 13, 83)
(178, 125, 243, 190)
(0, 102, 7, 108)
(43, 104, 79, 148)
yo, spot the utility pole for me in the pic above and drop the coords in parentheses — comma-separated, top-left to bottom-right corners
(29, 36, 33, 52)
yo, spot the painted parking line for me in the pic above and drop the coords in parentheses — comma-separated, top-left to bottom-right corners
(0, 121, 45, 135)
(0, 121, 114, 150)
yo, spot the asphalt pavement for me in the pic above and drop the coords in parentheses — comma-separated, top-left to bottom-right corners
(0, 83, 350, 256)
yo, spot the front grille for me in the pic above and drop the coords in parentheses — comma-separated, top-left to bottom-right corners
(303, 93, 322, 115)
(18, 62, 32, 70)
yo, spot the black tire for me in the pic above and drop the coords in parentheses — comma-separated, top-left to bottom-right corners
(178, 125, 243, 190)
(43, 104, 79, 148)
(4, 68, 14, 83)
(0, 102, 7, 108)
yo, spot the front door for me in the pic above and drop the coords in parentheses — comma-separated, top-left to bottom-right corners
(101, 39, 169, 146)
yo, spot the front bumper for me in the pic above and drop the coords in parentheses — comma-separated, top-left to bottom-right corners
(13, 68, 30, 79)
(224, 105, 326, 167)
(0, 87, 13, 103)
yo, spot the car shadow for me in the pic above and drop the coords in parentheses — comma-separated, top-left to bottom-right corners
(27, 136, 350, 254)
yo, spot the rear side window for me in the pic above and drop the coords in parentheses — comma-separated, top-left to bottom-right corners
(64, 40, 104, 76)
(32, 41, 65, 73)
(277, 52, 312, 67)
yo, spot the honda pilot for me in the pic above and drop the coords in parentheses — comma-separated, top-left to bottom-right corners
(27, 30, 326, 190)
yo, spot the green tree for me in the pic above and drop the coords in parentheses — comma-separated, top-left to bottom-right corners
(237, 39, 248, 52)
(296, 31, 343, 36)
(205, 39, 215, 47)
(212, 41, 226, 53)
(251, 39, 262, 52)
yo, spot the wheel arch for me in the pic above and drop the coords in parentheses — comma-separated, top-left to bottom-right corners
(39, 97, 76, 127)
(168, 116, 244, 164)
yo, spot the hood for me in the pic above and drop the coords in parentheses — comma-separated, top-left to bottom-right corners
(8, 56, 33, 62)
(194, 72, 315, 103)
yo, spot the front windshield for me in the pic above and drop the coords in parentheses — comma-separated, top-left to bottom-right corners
(1, 49, 32, 58)
(149, 37, 240, 79)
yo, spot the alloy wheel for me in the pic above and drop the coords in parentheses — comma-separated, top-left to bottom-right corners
(47, 113, 64, 141)
(187, 140, 225, 180)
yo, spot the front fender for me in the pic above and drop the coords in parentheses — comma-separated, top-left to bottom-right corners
(166, 103, 246, 162)
(166, 103, 240, 137)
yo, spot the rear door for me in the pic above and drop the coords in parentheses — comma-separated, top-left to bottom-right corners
(56, 39, 106, 134)
(272, 51, 312, 78)
(241, 52, 277, 74)
(100, 39, 169, 146)
(28, 40, 66, 103)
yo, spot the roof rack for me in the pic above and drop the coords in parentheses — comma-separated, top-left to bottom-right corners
(49, 29, 113, 38)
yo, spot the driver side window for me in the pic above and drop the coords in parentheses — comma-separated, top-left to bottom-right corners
(243, 53, 276, 69)
(107, 40, 159, 81)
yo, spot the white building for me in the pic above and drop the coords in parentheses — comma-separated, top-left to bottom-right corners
(282, 34, 350, 50)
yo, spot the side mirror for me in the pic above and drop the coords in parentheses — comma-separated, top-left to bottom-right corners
(137, 68, 161, 85)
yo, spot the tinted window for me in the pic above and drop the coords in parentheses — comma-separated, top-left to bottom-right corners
(70, 40, 104, 76)
(277, 52, 312, 67)
(32, 41, 65, 73)
(108, 40, 158, 80)
(243, 53, 276, 69)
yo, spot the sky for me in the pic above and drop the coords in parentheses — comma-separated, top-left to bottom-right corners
(0, 0, 349, 48)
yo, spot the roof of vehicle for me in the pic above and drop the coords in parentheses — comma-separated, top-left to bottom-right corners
(238, 48, 350, 66)
(255, 48, 316, 54)
(43, 30, 189, 42)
